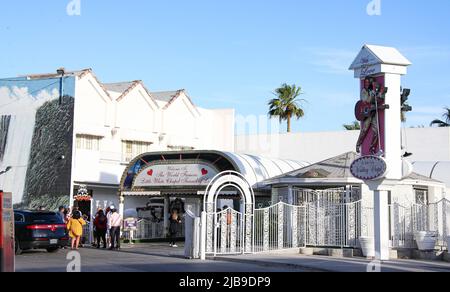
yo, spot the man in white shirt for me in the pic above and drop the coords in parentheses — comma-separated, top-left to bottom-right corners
(108, 206, 123, 251)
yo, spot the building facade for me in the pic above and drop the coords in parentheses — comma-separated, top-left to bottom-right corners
(0, 68, 235, 213)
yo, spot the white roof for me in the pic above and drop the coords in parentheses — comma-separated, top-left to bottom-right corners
(412, 162, 450, 187)
(223, 152, 309, 188)
(349, 44, 412, 70)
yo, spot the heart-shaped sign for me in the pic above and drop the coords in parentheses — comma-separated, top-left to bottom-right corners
(201, 168, 208, 176)
(147, 169, 154, 176)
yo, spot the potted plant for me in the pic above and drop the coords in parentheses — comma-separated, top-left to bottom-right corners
(414, 231, 437, 251)
(359, 236, 375, 258)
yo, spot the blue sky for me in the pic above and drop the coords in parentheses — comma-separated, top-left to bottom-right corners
(0, 0, 449, 134)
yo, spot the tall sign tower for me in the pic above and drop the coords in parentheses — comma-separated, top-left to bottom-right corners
(349, 45, 412, 260)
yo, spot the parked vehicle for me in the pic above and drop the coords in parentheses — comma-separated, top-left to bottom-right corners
(14, 210, 69, 255)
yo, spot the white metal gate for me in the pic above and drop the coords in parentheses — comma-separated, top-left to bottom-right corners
(201, 171, 255, 259)
(214, 208, 245, 255)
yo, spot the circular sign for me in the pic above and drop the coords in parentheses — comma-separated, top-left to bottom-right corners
(350, 156, 387, 181)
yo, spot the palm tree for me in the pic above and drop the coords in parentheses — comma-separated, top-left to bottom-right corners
(343, 121, 361, 131)
(268, 84, 306, 133)
(430, 107, 450, 127)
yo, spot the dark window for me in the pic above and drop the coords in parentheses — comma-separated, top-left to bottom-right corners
(14, 213, 25, 223)
(29, 213, 63, 224)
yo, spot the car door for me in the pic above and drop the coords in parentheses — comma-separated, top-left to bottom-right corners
(14, 212, 26, 242)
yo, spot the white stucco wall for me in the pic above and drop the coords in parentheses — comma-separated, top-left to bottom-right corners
(72, 72, 235, 203)
(236, 128, 450, 164)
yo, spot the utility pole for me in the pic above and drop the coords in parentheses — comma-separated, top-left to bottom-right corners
(57, 68, 65, 105)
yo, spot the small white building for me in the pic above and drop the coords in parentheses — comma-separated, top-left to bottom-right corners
(72, 70, 236, 215)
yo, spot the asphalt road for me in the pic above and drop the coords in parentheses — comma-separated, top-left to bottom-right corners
(15, 244, 305, 272)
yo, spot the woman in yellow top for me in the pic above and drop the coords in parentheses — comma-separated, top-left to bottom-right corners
(67, 211, 86, 250)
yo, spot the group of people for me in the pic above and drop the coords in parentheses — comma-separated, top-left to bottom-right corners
(56, 205, 183, 250)
(92, 206, 123, 250)
(57, 205, 123, 251)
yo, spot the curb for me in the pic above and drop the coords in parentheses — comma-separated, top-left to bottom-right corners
(212, 256, 333, 272)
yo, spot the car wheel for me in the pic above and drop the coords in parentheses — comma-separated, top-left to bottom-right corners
(15, 239, 22, 255)
(46, 247, 60, 253)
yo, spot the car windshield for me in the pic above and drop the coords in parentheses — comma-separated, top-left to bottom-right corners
(29, 213, 63, 224)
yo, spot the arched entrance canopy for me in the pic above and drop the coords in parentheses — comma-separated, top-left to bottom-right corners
(119, 150, 309, 192)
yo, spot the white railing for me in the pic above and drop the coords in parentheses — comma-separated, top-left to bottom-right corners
(304, 200, 372, 248)
(254, 202, 306, 253)
(390, 199, 450, 249)
(125, 218, 185, 241)
(134, 220, 165, 239)
(253, 200, 372, 252)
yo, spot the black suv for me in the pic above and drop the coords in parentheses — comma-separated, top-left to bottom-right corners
(14, 210, 69, 255)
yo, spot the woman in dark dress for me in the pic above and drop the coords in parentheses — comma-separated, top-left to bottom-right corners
(94, 209, 107, 248)
(169, 209, 182, 248)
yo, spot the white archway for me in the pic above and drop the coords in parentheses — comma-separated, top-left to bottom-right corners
(200, 171, 255, 259)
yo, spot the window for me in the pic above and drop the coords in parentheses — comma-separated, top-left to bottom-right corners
(14, 213, 25, 223)
(122, 140, 152, 162)
(76, 134, 102, 151)
(415, 189, 428, 205)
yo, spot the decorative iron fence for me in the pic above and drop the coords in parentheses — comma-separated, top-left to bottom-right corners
(123, 218, 185, 241)
(254, 203, 306, 253)
(253, 200, 373, 252)
(389, 199, 450, 249)
(304, 200, 373, 248)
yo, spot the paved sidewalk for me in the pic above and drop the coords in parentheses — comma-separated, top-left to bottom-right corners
(214, 250, 450, 272)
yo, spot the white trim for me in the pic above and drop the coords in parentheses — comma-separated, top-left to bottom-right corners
(122, 191, 161, 197)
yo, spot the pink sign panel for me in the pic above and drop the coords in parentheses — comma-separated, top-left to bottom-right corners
(355, 75, 386, 156)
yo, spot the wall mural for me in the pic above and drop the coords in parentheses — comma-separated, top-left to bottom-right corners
(0, 115, 11, 162)
(0, 77, 75, 210)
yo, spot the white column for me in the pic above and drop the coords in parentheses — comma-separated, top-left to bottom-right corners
(119, 195, 125, 218)
(374, 190, 390, 260)
(383, 73, 402, 180)
(200, 211, 207, 260)
(287, 186, 293, 205)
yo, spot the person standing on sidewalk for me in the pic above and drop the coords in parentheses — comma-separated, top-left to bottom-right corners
(108, 206, 122, 251)
(169, 209, 182, 248)
(94, 209, 107, 249)
(57, 206, 65, 222)
(67, 212, 86, 250)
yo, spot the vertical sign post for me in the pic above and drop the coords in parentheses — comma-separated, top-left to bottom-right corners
(350, 45, 411, 261)
(0, 191, 15, 272)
